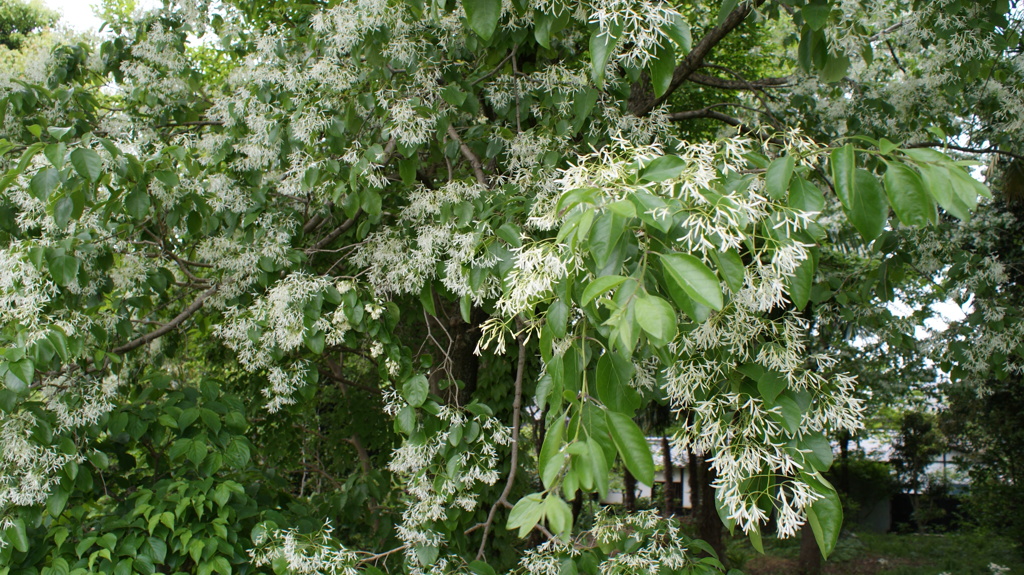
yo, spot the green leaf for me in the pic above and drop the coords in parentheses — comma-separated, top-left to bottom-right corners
(805, 474, 843, 558)
(831, 146, 885, 241)
(765, 155, 795, 200)
(126, 190, 150, 219)
(30, 168, 60, 201)
(650, 41, 675, 98)
(539, 414, 565, 488)
(787, 251, 815, 310)
(581, 275, 628, 306)
(640, 155, 686, 182)
(708, 249, 744, 294)
(589, 23, 621, 87)
(44, 142, 66, 168)
(224, 437, 250, 468)
(717, 0, 740, 26)
(547, 300, 569, 339)
(463, 0, 501, 41)
(664, 13, 691, 52)
(588, 211, 625, 269)
(6, 358, 34, 391)
(534, 10, 569, 49)
(917, 163, 969, 221)
(6, 518, 29, 553)
(819, 52, 850, 83)
(469, 560, 498, 575)
(48, 255, 80, 286)
(507, 493, 545, 537)
(53, 195, 74, 229)
(186, 439, 208, 466)
(544, 495, 573, 536)
(605, 410, 654, 485)
(883, 161, 936, 226)
(802, 0, 831, 30)
(659, 253, 724, 310)
(789, 177, 825, 213)
(757, 370, 787, 404)
(402, 374, 429, 407)
(70, 148, 102, 182)
(800, 433, 834, 471)
(596, 352, 639, 413)
(879, 138, 900, 154)
(633, 293, 677, 346)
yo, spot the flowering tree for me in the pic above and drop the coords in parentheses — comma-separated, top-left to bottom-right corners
(0, 0, 1017, 574)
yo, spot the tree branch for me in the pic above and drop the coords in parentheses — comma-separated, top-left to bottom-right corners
(447, 125, 489, 187)
(309, 211, 362, 252)
(688, 71, 790, 91)
(629, 0, 766, 116)
(112, 285, 217, 354)
(904, 141, 1024, 163)
(476, 329, 527, 560)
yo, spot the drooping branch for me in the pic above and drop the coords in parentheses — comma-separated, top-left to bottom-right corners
(475, 329, 527, 560)
(112, 285, 218, 354)
(629, 0, 767, 116)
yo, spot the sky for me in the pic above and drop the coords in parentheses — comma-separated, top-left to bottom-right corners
(42, 0, 161, 35)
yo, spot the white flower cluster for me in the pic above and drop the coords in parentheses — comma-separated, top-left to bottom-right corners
(250, 521, 360, 575)
(356, 181, 499, 303)
(385, 396, 511, 571)
(0, 242, 58, 344)
(0, 411, 82, 510)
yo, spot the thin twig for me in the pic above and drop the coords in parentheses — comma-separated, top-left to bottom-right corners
(476, 329, 528, 560)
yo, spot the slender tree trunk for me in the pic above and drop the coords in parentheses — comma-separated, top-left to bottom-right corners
(662, 435, 674, 517)
(798, 522, 822, 575)
(624, 470, 637, 512)
(696, 456, 727, 565)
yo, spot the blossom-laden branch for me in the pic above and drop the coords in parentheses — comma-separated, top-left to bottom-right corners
(111, 285, 218, 355)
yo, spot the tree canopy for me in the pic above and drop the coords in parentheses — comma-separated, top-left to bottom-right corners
(0, 0, 1021, 573)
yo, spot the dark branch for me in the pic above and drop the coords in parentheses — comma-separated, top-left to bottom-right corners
(904, 142, 1024, 163)
(688, 71, 791, 91)
(112, 285, 217, 354)
(629, 0, 766, 116)
(447, 125, 488, 187)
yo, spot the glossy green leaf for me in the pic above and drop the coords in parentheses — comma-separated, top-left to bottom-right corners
(800, 433, 834, 471)
(402, 374, 429, 407)
(589, 24, 620, 87)
(186, 439, 208, 465)
(832, 146, 887, 241)
(789, 177, 825, 213)
(544, 494, 572, 536)
(581, 275, 627, 306)
(633, 292, 677, 346)
(710, 249, 745, 293)
(547, 300, 569, 338)
(650, 41, 675, 98)
(605, 410, 654, 485)
(802, 0, 831, 30)
(463, 0, 501, 41)
(820, 53, 850, 83)
(805, 474, 843, 558)
(596, 352, 639, 413)
(660, 253, 724, 310)
(70, 148, 102, 182)
(640, 155, 686, 182)
(664, 13, 691, 52)
(765, 155, 795, 200)
(539, 414, 565, 489)
(30, 168, 59, 201)
(507, 492, 545, 537)
(48, 255, 80, 286)
(6, 518, 29, 553)
(917, 163, 969, 221)
(757, 370, 787, 404)
(883, 161, 936, 226)
(787, 251, 815, 309)
(7, 358, 34, 391)
(588, 211, 625, 269)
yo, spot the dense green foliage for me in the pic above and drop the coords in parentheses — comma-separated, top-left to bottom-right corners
(0, 0, 1021, 573)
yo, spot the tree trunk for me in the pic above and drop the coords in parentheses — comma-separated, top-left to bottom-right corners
(696, 455, 727, 565)
(624, 469, 637, 512)
(798, 522, 822, 575)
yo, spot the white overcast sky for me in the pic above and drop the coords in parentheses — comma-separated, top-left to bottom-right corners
(43, 0, 161, 34)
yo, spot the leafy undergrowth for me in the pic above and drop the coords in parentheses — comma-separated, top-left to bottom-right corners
(728, 531, 1023, 575)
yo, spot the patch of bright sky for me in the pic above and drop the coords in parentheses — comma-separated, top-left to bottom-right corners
(43, 0, 160, 35)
